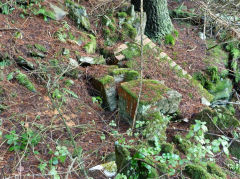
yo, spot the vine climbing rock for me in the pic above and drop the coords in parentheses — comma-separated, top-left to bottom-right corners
(118, 79, 182, 123)
(131, 0, 174, 41)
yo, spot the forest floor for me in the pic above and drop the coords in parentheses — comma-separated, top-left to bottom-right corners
(0, 0, 238, 178)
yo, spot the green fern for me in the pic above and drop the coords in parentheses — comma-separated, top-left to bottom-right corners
(63, 88, 78, 98)
(16, 72, 36, 92)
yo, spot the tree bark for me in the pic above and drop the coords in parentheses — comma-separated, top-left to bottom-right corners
(131, 0, 173, 41)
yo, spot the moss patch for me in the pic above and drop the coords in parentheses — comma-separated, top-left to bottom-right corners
(120, 79, 169, 105)
(109, 68, 139, 81)
(194, 107, 240, 132)
(184, 164, 212, 179)
(173, 134, 191, 154)
(98, 75, 114, 86)
(121, 42, 140, 60)
(161, 143, 174, 153)
(207, 162, 226, 179)
(206, 39, 228, 66)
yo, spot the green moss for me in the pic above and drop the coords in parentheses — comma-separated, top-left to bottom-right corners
(172, 134, 191, 154)
(142, 112, 169, 142)
(109, 68, 139, 81)
(174, 30, 179, 38)
(115, 142, 131, 174)
(194, 107, 240, 132)
(121, 43, 140, 60)
(122, 22, 137, 39)
(165, 34, 175, 46)
(109, 23, 116, 32)
(98, 75, 114, 86)
(103, 28, 111, 38)
(65, 69, 80, 79)
(121, 79, 169, 105)
(229, 141, 240, 159)
(161, 143, 174, 153)
(34, 44, 47, 53)
(207, 162, 226, 179)
(16, 72, 36, 92)
(84, 34, 96, 54)
(117, 12, 128, 18)
(190, 78, 214, 102)
(125, 59, 138, 69)
(206, 39, 229, 66)
(184, 164, 212, 179)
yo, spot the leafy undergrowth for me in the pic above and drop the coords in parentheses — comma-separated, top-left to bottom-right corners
(0, 0, 240, 178)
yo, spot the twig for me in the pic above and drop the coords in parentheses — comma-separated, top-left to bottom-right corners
(0, 28, 19, 31)
(132, 0, 144, 132)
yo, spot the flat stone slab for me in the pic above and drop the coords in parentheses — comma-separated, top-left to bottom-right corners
(114, 44, 128, 55)
(118, 79, 182, 122)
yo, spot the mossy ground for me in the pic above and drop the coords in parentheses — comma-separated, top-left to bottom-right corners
(205, 39, 229, 67)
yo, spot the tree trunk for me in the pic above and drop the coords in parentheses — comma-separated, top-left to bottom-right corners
(131, 0, 173, 41)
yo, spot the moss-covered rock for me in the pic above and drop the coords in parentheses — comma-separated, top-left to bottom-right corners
(122, 22, 137, 39)
(193, 107, 240, 133)
(142, 112, 169, 142)
(207, 162, 226, 179)
(77, 56, 106, 65)
(229, 141, 240, 160)
(172, 134, 191, 154)
(121, 42, 140, 60)
(118, 79, 182, 122)
(15, 56, 35, 70)
(109, 68, 139, 82)
(190, 78, 214, 102)
(66, 1, 90, 30)
(184, 164, 213, 179)
(84, 34, 97, 54)
(161, 142, 174, 153)
(114, 142, 131, 175)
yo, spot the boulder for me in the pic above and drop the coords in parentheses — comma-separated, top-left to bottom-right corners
(77, 56, 106, 65)
(66, 2, 90, 31)
(192, 106, 240, 133)
(118, 79, 182, 123)
(90, 66, 139, 111)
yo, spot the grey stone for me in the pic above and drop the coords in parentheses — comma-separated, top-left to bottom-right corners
(201, 97, 211, 106)
(50, 3, 68, 21)
(69, 58, 79, 68)
(77, 56, 106, 65)
(67, 3, 90, 30)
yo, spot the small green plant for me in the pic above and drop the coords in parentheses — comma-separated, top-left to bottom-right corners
(5, 129, 41, 151)
(92, 96, 102, 105)
(165, 34, 176, 46)
(33, 6, 55, 21)
(0, 2, 15, 14)
(54, 145, 69, 163)
(173, 30, 179, 38)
